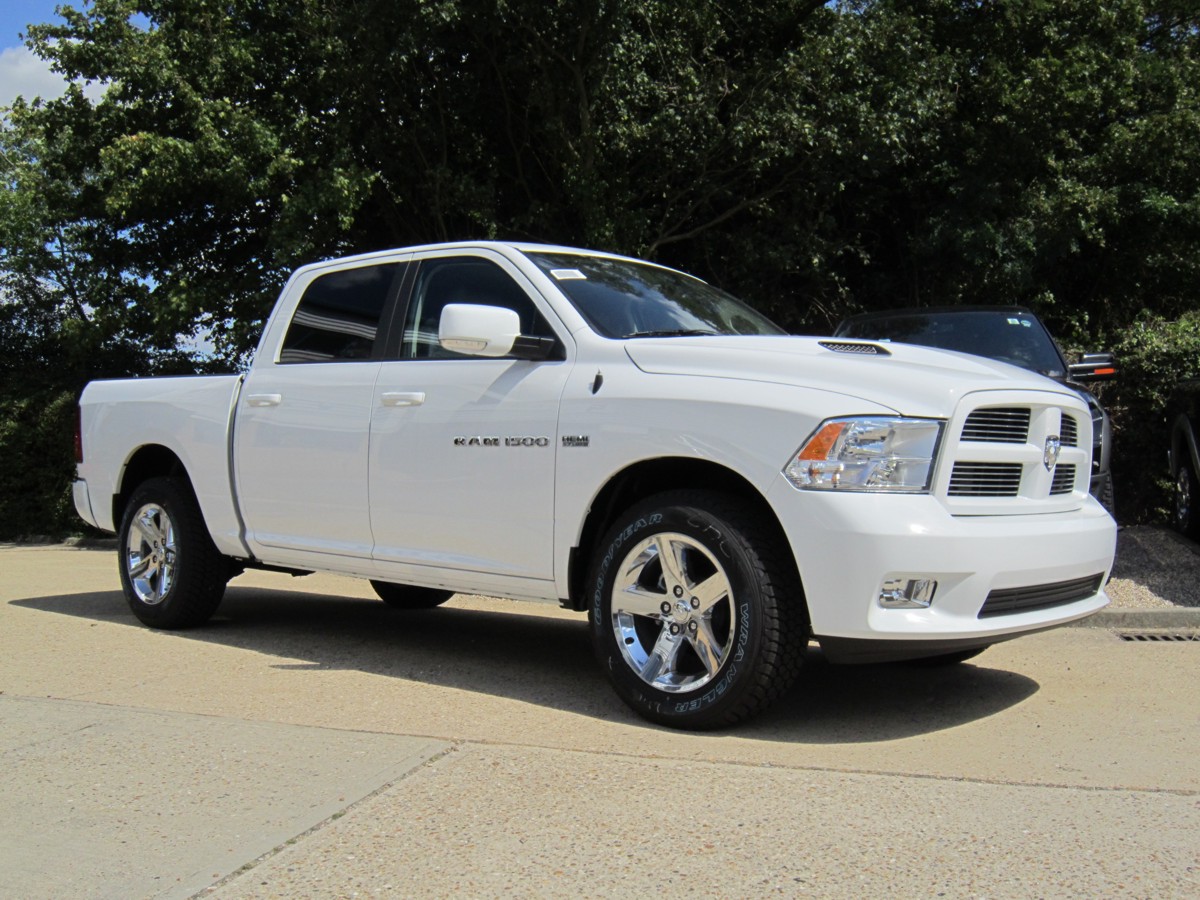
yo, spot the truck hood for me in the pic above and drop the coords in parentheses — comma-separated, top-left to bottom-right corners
(624, 336, 1076, 417)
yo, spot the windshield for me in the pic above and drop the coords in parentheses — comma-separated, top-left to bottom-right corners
(526, 252, 785, 339)
(837, 310, 1067, 377)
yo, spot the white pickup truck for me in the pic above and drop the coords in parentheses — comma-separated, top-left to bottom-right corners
(74, 241, 1117, 728)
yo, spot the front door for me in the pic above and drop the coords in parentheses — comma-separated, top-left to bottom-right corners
(369, 252, 571, 581)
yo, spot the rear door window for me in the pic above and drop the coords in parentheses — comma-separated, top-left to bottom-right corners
(279, 263, 402, 363)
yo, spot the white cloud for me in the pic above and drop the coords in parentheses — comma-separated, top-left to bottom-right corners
(0, 44, 104, 108)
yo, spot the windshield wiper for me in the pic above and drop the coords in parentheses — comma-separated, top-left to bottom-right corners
(625, 329, 721, 338)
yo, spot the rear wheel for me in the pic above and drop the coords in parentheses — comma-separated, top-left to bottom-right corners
(118, 477, 229, 629)
(370, 581, 454, 609)
(588, 491, 806, 729)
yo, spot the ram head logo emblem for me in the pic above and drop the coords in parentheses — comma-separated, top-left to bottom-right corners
(1043, 435, 1062, 472)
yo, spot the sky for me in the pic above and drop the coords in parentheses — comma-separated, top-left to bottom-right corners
(0, 0, 99, 107)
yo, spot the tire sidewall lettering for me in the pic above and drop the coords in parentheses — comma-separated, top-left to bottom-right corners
(685, 513, 730, 560)
(672, 596, 751, 713)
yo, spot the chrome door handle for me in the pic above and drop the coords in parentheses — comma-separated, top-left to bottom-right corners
(381, 391, 426, 407)
(246, 393, 282, 407)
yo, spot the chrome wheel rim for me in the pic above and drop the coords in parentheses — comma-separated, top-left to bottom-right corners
(610, 532, 735, 693)
(125, 503, 177, 606)
(1177, 465, 1193, 531)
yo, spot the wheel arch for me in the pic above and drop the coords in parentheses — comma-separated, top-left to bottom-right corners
(565, 457, 804, 613)
(112, 444, 189, 529)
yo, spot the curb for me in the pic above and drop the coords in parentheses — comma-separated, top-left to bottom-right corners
(1071, 608, 1200, 629)
(64, 536, 119, 550)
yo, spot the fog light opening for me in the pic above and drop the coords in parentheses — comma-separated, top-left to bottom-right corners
(879, 578, 938, 609)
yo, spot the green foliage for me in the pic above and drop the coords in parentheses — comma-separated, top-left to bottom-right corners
(9, 0, 847, 354)
(0, 259, 188, 539)
(0, 388, 78, 540)
(820, 0, 1200, 335)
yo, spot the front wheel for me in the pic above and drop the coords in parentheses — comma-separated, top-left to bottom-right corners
(117, 476, 229, 629)
(588, 491, 806, 729)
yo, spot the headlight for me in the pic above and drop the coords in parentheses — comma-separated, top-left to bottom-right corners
(784, 417, 944, 492)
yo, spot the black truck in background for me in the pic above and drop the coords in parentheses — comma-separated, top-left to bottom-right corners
(835, 306, 1117, 513)
(1166, 379, 1200, 539)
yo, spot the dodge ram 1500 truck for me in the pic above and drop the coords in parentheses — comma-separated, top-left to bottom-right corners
(74, 241, 1117, 729)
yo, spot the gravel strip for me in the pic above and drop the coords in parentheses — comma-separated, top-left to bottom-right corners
(1105, 525, 1200, 609)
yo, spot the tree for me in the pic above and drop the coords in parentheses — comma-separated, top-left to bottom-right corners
(824, 0, 1200, 338)
(0, 107, 198, 538)
(10, 0, 869, 360)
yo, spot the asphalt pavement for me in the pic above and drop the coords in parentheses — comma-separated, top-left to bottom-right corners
(1, 542, 1197, 898)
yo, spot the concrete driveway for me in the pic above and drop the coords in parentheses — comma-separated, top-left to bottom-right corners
(1, 544, 1197, 898)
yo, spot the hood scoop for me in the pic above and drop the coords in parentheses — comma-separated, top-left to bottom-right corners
(818, 340, 892, 356)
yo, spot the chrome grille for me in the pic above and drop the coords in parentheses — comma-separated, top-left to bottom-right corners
(1050, 464, 1076, 495)
(948, 462, 1023, 497)
(944, 398, 1091, 507)
(960, 408, 1030, 444)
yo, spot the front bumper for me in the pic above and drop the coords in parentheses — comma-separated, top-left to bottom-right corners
(768, 483, 1117, 663)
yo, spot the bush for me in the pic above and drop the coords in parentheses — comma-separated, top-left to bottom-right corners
(1104, 312, 1200, 524)
(0, 387, 80, 540)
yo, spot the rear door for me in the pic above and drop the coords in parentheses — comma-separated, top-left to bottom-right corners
(235, 259, 406, 559)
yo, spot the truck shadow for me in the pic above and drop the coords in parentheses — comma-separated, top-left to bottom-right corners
(12, 584, 1039, 743)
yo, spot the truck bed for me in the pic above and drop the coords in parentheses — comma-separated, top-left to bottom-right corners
(76, 375, 247, 556)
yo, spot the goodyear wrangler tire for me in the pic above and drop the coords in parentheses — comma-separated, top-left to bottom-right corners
(117, 476, 230, 629)
(588, 491, 806, 729)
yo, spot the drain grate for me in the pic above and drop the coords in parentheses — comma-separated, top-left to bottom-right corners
(1118, 632, 1200, 642)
